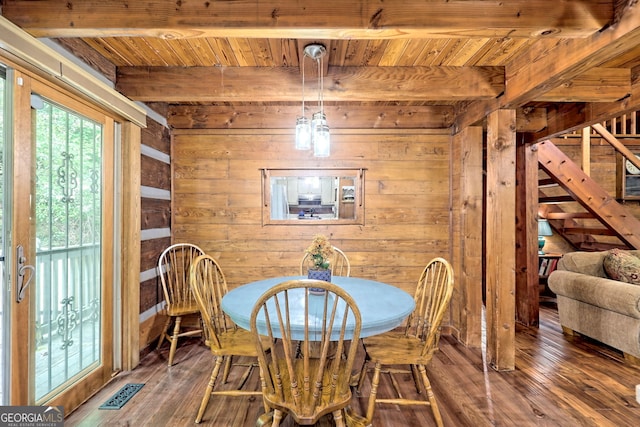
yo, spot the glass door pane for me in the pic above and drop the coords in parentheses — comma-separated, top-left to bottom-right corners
(33, 98, 103, 401)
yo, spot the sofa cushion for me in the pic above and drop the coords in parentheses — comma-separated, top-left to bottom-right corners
(603, 249, 640, 285)
(557, 251, 608, 277)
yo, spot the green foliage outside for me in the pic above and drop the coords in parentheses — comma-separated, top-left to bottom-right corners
(34, 101, 102, 251)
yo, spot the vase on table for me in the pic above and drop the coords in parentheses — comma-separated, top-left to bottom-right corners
(308, 268, 331, 294)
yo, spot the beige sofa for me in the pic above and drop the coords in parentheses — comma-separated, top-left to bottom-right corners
(547, 250, 640, 362)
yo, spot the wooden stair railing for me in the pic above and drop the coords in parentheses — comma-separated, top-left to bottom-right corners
(537, 140, 640, 250)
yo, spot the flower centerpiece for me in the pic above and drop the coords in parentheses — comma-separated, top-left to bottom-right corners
(305, 234, 334, 285)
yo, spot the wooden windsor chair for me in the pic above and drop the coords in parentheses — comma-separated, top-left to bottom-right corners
(189, 254, 265, 424)
(156, 243, 205, 366)
(356, 257, 454, 427)
(250, 279, 363, 427)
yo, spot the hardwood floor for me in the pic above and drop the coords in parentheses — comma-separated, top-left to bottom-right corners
(65, 304, 640, 426)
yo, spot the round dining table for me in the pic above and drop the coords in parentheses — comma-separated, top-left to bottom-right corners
(221, 275, 415, 340)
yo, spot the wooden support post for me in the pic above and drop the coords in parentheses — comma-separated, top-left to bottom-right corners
(451, 126, 484, 347)
(485, 109, 516, 371)
(121, 121, 142, 370)
(581, 126, 591, 176)
(515, 141, 540, 326)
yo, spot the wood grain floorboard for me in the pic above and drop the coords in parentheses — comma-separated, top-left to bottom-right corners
(65, 305, 640, 426)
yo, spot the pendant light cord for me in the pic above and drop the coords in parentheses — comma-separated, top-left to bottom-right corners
(317, 54, 323, 114)
(301, 53, 305, 117)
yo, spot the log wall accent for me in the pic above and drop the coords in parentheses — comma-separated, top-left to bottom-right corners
(171, 129, 452, 296)
(138, 115, 173, 352)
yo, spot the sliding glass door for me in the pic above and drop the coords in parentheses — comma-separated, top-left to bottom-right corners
(2, 66, 116, 411)
(0, 65, 8, 406)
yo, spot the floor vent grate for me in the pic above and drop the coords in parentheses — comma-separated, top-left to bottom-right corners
(99, 383, 144, 410)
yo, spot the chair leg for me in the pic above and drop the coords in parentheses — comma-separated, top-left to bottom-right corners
(365, 362, 382, 423)
(259, 367, 270, 414)
(272, 409, 284, 427)
(356, 354, 371, 393)
(156, 316, 171, 351)
(256, 411, 273, 427)
(221, 355, 233, 383)
(410, 364, 421, 394)
(417, 364, 443, 427)
(195, 357, 224, 423)
(167, 316, 182, 366)
(333, 409, 346, 427)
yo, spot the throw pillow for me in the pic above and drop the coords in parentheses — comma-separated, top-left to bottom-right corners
(603, 249, 640, 285)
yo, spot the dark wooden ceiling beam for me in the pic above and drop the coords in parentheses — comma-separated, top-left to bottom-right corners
(3, 0, 611, 39)
(166, 104, 546, 132)
(167, 105, 455, 129)
(536, 67, 630, 102)
(116, 65, 505, 102)
(530, 75, 640, 141)
(117, 64, 627, 104)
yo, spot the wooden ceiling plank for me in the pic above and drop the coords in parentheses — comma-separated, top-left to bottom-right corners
(416, 39, 456, 66)
(116, 65, 505, 102)
(361, 40, 390, 67)
(267, 39, 290, 67)
(129, 38, 171, 67)
(80, 37, 133, 67)
(475, 38, 534, 67)
(186, 39, 223, 67)
(377, 39, 410, 66)
(227, 38, 258, 67)
(439, 38, 490, 66)
(205, 38, 240, 67)
(4, 0, 611, 39)
(247, 38, 274, 67)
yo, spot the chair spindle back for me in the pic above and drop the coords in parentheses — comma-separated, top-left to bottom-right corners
(250, 279, 361, 425)
(406, 257, 454, 357)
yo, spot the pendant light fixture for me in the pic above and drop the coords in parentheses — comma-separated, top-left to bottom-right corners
(295, 43, 330, 157)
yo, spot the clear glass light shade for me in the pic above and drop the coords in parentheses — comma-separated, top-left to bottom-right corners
(295, 116, 311, 150)
(312, 112, 330, 157)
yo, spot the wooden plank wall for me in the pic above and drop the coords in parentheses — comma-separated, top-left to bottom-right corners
(170, 129, 452, 297)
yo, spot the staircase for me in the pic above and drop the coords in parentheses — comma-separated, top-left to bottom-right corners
(536, 140, 640, 251)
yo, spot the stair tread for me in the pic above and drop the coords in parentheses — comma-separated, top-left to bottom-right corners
(546, 212, 594, 219)
(561, 226, 616, 236)
(539, 195, 575, 204)
(538, 178, 558, 188)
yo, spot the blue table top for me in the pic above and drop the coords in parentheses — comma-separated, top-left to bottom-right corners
(221, 276, 415, 340)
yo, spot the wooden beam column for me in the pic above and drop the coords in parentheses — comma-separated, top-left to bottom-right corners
(121, 121, 142, 370)
(515, 140, 540, 326)
(485, 109, 516, 371)
(450, 126, 484, 347)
